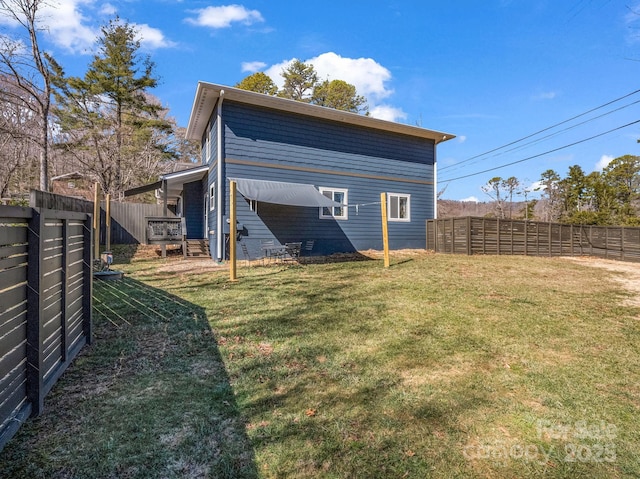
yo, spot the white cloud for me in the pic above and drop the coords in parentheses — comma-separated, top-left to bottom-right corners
(533, 91, 558, 101)
(264, 52, 404, 120)
(134, 23, 176, 50)
(185, 5, 264, 29)
(595, 154, 614, 171)
(460, 196, 479, 202)
(43, 0, 97, 53)
(2, 1, 171, 54)
(369, 104, 407, 122)
(99, 2, 117, 16)
(529, 180, 546, 192)
(457, 135, 467, 143)
(306, 52, 394, 101)
(241, 61, 267, 73)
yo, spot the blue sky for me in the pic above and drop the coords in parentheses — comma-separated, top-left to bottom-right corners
(2, 0, 640, 200)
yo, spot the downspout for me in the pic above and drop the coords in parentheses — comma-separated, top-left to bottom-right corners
(433, 142, 438, 220)
(216, 90, 225, 262)
(433, 135, 448, 220)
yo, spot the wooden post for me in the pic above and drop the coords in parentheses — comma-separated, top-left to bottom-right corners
(162, 179, 168, 258)
(93, 182, 100, 261)
(105, 193, 111, 252)
(380, 192, 390, 268)
(229, 181, 238, 282)
(466, 216, 472, 255)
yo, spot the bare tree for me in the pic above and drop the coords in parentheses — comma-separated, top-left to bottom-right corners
(481, 177, 506, 219)
(0, 0, 53, 191)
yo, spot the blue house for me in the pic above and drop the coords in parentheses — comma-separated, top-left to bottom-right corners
(159, 82, 454, 262)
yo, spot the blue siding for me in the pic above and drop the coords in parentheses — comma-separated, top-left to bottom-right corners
(220, 101, 436, 258)
(183, 180, 203, 239)
(223, 102, 435, 167)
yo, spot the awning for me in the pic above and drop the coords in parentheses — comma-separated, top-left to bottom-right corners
(230, 178, 343, 208)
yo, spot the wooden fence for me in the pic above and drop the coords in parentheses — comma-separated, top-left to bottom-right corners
(0, 205, 93, 452)
(426, 216, 640, 262)
(30, 190, 174, 244)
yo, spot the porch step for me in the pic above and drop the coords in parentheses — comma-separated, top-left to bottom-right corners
(184, 239, 210, 258)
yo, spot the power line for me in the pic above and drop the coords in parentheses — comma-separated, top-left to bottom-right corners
(442, 97, 640, 176)
(439, 88, 640, 172)
(439, 119, 640, 183)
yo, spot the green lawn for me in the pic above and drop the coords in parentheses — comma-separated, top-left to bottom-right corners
(1, 251, 639, 478)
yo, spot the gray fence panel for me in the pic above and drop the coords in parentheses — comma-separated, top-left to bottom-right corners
(0, 206, 93, 452)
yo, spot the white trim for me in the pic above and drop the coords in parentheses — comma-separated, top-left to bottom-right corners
(216, 90, 225, 261)
(387, 193, 411, 222)
(433, 156, 438, 219)
(318, 187, 348, 220)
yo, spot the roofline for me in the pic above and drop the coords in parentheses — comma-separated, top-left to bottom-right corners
(160, 164, 208, 181)
(185, 82, 455, 145)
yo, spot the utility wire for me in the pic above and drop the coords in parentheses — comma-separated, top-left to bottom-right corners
(442, 97, 640, 176)
(439, 88, 640, 172)
(439, 119, 640, 183)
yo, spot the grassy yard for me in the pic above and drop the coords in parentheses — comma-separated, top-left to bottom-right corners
(1, 251, 639, 478)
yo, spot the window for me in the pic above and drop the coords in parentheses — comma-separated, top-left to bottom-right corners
(205, 123, 212, 163)
(319, 187, 348, 220)
(249, 199, 258, 213)
(209, 184, 215, 211)
(388, 193, 410, 222)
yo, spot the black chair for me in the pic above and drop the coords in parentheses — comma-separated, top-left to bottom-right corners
(302, 240, 315, 263)
(240, 243, 253, 266)
(284, 242, 302, 263)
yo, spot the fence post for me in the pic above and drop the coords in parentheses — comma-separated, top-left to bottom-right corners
(466, 216, 472, 255)
(497, 218, 500, 255)
(82, 214, 93, 345)
(450, 217, 455, 254)
(621, 227, 625, 262)
(26, 209, 45, 416)
(61, 219, 69, 362)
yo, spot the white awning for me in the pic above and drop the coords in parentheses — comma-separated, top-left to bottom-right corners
(230, 178, 343, 208)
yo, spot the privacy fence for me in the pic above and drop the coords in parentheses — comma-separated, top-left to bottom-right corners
(426, 216, 640, 263)
(30, 190, 174, 245)
(0, 205, 93, 452)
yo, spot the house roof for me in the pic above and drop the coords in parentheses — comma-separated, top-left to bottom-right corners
(122, 165, 208, 199)
(185, 82, 455, 144)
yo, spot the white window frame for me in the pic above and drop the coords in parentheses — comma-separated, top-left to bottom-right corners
(388, 193, 411, 222)
(209, 184, 215, 211)
(319, 187, 348, 220)
(205, 122, 212, 163)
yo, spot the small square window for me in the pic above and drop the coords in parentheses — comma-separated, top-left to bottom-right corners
(319, 187, 348, 220)
(388, 193, 410, 222)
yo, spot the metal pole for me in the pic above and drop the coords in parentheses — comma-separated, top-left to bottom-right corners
(229, 181, 238, 282)
(105, 193, 111, 252)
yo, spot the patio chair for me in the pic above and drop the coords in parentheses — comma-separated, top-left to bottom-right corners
(240, 243, 253, 267)
(302, 239, 315, 263)
(284, 242, 302, 263)
(261, 239, 284, 264)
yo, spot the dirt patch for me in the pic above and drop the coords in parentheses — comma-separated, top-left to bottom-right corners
(563, 256, 640, 307)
